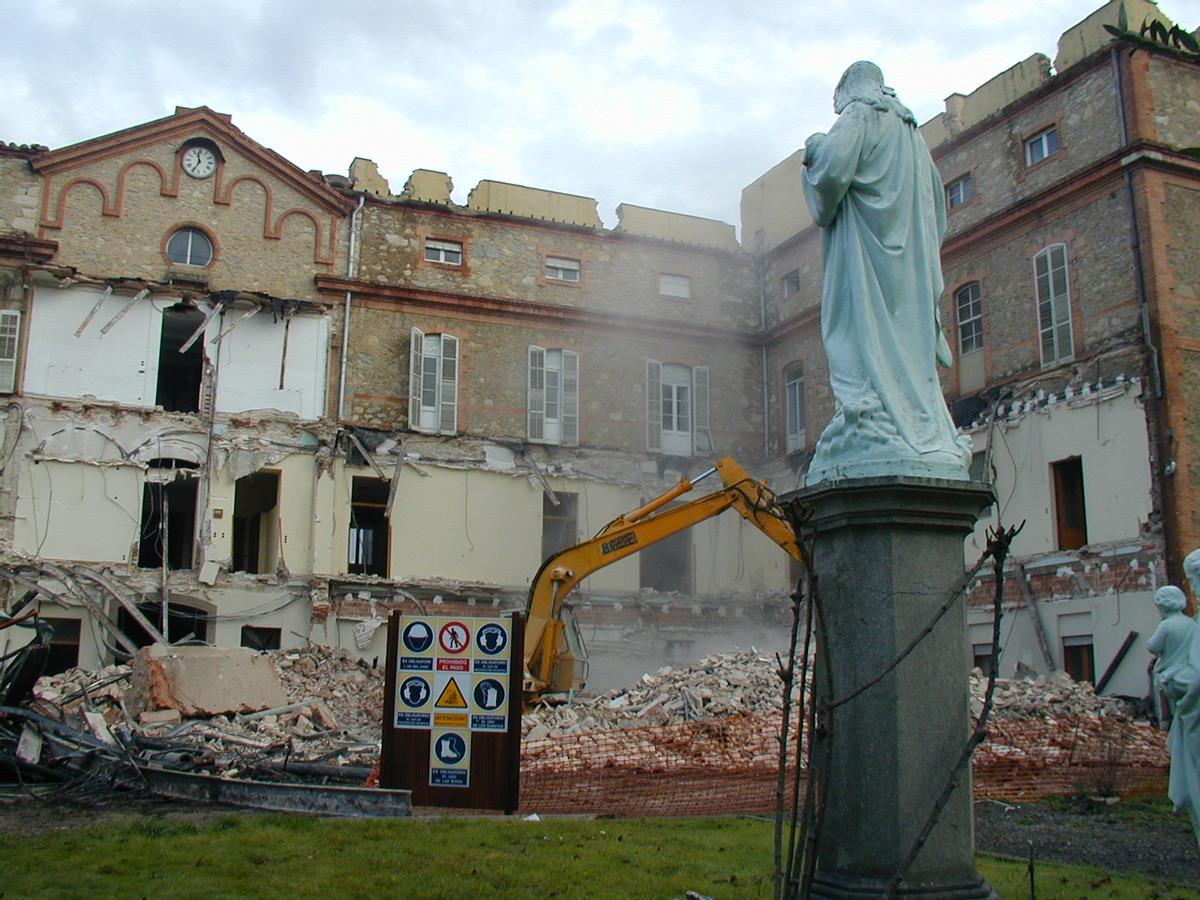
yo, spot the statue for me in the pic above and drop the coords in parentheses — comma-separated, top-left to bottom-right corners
(801, 61, 971, 485)
(1147, 572, 1200, 846)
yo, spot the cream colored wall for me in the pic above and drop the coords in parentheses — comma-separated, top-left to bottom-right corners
(740, 148, 811, 254)
(1055, 0, 1170, 72)
(467, 180, 602, 228)
(274, 455, 315, 574)
(545, 475, 639, 593)
(964, 385, 1152, 560)
(14, 461, 142, 563)
(614, 204, 738, 252)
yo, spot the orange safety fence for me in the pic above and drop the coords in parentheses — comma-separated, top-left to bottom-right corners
(517, 714, 1169, 816)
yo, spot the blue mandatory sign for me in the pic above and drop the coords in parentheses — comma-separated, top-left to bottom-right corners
(473, 678, 505, 711)
(399, 675, 431, 708)
(433, 731, 467, 765)
(402, 620, 434, 654)
(475, 622, 508, 656)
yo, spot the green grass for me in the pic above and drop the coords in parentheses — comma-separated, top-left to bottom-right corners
(6, 814, 1196, 899)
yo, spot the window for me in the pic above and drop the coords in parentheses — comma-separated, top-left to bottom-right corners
(946, 174, 974, 209)
(544, 256, 581, 283)
(646, 360, 710, 456)
(232, 470, 280, 574)
(1062, 634, 1095, 684)
(1034, 244, 1073, 365)
(782, 270, 800, 299)
(43, 617, 81, 677)
(658, 273, 691, 299)
(166, 228, 214, 267)
(640, 527, 692, 593)
(785, 364, 806, 453)
(116, 600, 209, 655)
(241, 626, 281, 651)
(0, 310, 19, 393)
(665, 638, 696, 660)
(408, 328, 458, 435)
(1051, 456, 1087, 550)
(971, 642, 994, 678)
(955, 282, 983, 355)
(528, 347, 579, 445)
(156, 303, 204, 412)
(138, 459, 198, 571)
(424, 238, 463, 266)
(542, 492, 578, 561)
(348, 477, 390, 577)
(1024, 126, 1059, 166)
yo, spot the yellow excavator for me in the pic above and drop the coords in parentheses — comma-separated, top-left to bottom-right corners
(522, 457, 806, 708)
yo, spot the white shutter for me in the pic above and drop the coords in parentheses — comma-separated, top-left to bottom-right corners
(692, 365, 711, 455)
(528, 345, 545, 441)
(646, 359, 662, 451)
(0, 311, 20, 394)
(562, 350, 579, 447)
(408, 326, 424, 429)
(438, 334, 458, 435)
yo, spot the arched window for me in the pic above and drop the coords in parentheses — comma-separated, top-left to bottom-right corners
(166, 227, 214, 267)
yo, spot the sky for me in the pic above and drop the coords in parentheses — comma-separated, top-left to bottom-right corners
(1, 0, 1196, 232)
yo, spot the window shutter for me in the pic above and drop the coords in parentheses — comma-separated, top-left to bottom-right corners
(692, 365, 711, 455)
(408, 326, 424, 429)
(0, 311, 20, 394)
(562, 350, 579, 446)
(646, 359, 662, 451)
(528, 345, 546, 441)
(438, 334, 458, 435)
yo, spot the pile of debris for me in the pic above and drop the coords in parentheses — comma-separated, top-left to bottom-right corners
(524, 650, 798, 740)
(524, 651, 1143, 740)
(968, 668, 1133, 721)
(22, 643, 386, 784)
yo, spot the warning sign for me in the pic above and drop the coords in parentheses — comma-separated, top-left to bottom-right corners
(434, 672, 469, 728)
(436, 677, 468, 708)
(439, 621, 470, 654)
(429, 728, 470, 787)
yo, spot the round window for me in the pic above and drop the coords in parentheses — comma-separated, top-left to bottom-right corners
(166, 228, 214, 267)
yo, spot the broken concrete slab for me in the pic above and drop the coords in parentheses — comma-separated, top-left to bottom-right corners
(127, 645, 287, 717)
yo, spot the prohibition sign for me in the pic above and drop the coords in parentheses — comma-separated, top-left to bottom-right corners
(439, 620, 469, 654)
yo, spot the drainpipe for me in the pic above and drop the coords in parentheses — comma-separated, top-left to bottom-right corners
(1111, 47, 1161, 399)
(758, 256, 770, 459)
(337, 195, 366, 422)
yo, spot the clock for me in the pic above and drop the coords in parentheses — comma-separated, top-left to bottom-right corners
(181, 145, 217, 179)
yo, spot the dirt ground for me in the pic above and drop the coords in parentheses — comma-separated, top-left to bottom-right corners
(973, 796, 1200, 887)
(2, 790, 1197, 889)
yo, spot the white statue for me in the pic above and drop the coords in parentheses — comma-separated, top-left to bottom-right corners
(801, 61, 971, 485)
(1147, 569, 1200, 846)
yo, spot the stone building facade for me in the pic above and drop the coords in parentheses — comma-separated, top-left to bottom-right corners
(743, 0, 1198, 696)
(0, 0, 1195, 699)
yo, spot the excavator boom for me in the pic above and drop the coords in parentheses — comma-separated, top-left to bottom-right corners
(523, 457, 804, 707)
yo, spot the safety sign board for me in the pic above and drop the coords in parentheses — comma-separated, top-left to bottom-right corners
(394, 674, 432, 729)
(429, 728, 470, 787)
(433, 672, 469, 728)
(439, 621, 470, 654)
(470, 676, 507, 731)
(472, 620, 511, 674)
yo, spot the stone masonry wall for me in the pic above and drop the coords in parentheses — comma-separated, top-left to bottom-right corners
(355, 203, 758, 331)
(345, 302, 765, 460)
(1146, 53, 1200, 150)
(0, 156, 39, 236)
(38, 139, 346, 301)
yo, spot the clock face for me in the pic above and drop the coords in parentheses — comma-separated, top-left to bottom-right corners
(181, 145, 217, 179)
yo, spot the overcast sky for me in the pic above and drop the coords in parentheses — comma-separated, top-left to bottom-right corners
(1, 0, 1195, 232)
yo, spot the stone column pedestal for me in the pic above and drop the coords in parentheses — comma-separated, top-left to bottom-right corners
(791, 476, 996, 899)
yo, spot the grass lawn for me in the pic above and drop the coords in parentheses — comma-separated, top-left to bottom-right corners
(8, 813, 1196, 899)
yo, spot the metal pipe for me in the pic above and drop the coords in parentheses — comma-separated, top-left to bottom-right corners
(620, 466, 716, 525)
(337, 195, 366, 422)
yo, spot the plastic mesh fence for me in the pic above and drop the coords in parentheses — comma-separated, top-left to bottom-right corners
(517, 714, 1168, 816)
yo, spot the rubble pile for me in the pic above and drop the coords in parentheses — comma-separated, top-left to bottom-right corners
(28, 644, 386, 778)
(524, 650, 799, 740)
(968, 668, 1132, 721)
(525, 652, 1142, 741)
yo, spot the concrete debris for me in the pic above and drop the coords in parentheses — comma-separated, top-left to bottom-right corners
(28, 643, 385, 779)
(523, 652, 1140, 740)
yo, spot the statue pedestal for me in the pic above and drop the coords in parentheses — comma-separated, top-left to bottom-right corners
(792, 476, 996, 898)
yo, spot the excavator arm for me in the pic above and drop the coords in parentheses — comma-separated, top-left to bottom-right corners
(523, 457, 806, 707)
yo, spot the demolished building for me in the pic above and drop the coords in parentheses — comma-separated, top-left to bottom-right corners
(0, 0, 1198, 700)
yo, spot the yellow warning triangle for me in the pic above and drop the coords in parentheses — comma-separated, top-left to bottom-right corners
(435, 677, 468, 709)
